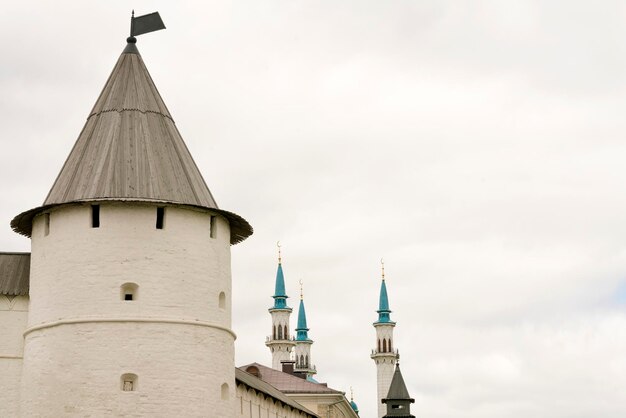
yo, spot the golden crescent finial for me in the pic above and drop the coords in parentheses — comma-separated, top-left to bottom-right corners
(277, 241, 282, 264)
(350, 386, 354, 401)
(299, 279, 303, 300)
(381, 258, 385, 280)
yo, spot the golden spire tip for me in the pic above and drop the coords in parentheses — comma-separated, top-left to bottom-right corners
(277, 241, 282, 264)
(381, 258, 385, 280)
(299, 279, 303, 300)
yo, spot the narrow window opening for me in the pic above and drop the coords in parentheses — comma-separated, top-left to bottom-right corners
(91, 205, 100, 228)
(218, 291, 226, 309)
(278, 325, 283, 340)
(209, 215, 217, 238)
(121, 373, 137, 391)
(284, 325, 288, 339)
(221, 383, 229, 400)
(121, 283, 138, 301)
(378, 339, 381, 353)
(273, 325, 276, 340)
(156, 207, 165, 229)
(383, 339, 387, 353)
(44, 213, 50, 236)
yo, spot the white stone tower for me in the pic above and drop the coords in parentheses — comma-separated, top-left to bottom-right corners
(10, 27, 252, 417)
(265, 243, 295, 369)
(294, 282, 316, 379)
(371, 262, 399, 418)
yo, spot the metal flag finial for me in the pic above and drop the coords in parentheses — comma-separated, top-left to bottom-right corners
(128, 11, 166, 42)
(381, 258, 385, 280)
(277, 241, 282, 264)
(299, 279, 303, 300)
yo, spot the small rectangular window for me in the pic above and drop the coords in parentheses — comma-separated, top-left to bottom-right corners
(124, 293, 133, 301)
(44, 213, 50, 236)
(156, 207, 165, 229)
(91, 205, 100, 228)
(209, 215, 216, 238)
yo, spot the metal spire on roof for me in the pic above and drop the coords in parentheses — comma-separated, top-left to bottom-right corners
(382, 363, 415, 417)
(295, 284, 310, 341)
(271, 243, 289, 310)
(376, 260, 394, 324)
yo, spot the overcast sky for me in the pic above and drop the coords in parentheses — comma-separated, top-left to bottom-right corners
(2, 2, 626, 417)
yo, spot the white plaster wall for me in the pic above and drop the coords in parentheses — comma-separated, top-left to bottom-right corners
(0, 295, 28, 418)
(270, 310, 292, 339)
(236, 384, 312, 418)
(21, 203, 235, 417)
(288, 394, 359, 418)
(268, 309, 294, 369)
(294, 340, 313, 373)
(27, 204, 231, 325)
(376, 360, 396, 418)
(269, 343, 294, 370)
(373, 323, 396, 418)
(374, 323, 395, 352)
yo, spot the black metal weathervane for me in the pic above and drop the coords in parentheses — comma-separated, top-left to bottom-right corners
(127, 10, 166, 44)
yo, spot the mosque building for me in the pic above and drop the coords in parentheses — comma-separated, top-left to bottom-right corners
(0, 15, 415, 418)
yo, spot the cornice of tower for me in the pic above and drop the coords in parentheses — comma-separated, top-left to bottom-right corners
(268, 307, 293, 314)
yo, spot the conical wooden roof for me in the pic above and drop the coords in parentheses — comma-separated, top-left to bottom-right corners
(11, 41, 252, 244)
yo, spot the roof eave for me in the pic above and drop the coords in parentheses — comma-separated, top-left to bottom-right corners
(10, 198, 252, 245)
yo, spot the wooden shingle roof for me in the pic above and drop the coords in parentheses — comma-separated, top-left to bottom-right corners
(0, 252, 30, 296)
(11, 41, 252, 244)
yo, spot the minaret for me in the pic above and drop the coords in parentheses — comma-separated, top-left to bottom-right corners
(265, 242, 295, 369)
(382, 363, 415, 418)
(294, 281, 316, 379)
(12, 15, 252, 417)
(371, 260, 399, 418)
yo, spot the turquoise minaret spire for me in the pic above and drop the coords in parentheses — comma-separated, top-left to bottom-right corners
(295, 293, 310, 341)
(272, 255, 289, 309)
(375, 259, 395, 324)
(266, 242, 295, 370)
(294, 281, 316, 378)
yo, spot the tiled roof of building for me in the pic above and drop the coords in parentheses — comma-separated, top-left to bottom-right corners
(0, 252, 30, 296)
(239, 363, 342, 395)
(235, 368, 319, 417)
(11, 40, 252, 245)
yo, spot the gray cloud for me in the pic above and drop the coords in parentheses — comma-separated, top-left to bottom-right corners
(1, 1, 625, 417)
